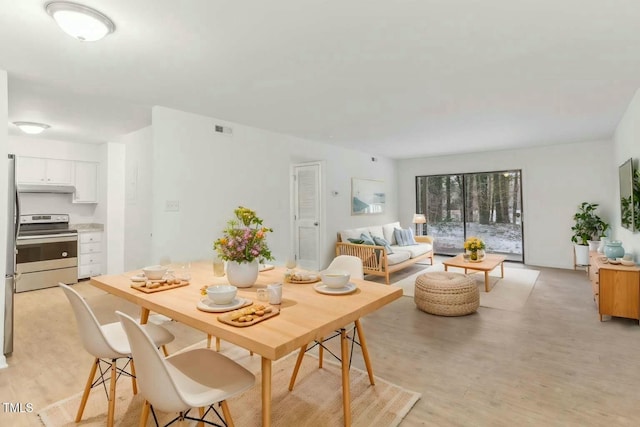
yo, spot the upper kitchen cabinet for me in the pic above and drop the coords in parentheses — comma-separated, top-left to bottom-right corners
(73, 161, 99, 204)
(17, 156, 73, 185)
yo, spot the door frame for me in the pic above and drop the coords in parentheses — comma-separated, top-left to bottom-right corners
(290, 161, 325, 271)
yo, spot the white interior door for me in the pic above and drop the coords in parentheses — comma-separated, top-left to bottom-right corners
(293, 162, 322, 271)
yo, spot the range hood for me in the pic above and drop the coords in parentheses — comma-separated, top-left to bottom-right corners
(17, 184, 76, 194)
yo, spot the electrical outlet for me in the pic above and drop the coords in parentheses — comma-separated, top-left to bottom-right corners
(165, 200, 180, 211)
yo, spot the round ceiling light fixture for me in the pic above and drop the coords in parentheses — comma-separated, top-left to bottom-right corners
(13, 122, 51, 135)
(45, 1, 115, 42)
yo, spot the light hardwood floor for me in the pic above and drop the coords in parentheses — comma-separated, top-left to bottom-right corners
(1, 262, 639, 426)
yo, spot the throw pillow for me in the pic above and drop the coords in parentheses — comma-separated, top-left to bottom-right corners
(347, 238, 365, 244)
(359, 233, 376, 246)
(394, 228, 417, 246)
(372, 236, 394, 254)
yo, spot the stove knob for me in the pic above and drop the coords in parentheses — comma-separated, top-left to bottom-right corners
(62, 251, 68, 257)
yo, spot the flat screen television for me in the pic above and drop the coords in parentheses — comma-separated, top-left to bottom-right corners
(619, 158, 636, 232)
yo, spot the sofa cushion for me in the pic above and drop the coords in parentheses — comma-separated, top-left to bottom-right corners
(394, 228, 417, 246)
(372, 236, 394, 254)
(391, 242, 432, 258)
(382, 222, 401, 245)
(386, 250, 411, 266)
(340, 227, 370, 243)
(367, 225, 385, 240)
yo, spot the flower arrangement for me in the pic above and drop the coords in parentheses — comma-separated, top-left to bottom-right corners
(463, 236, 486, 252)
(213, 206, 274, 263)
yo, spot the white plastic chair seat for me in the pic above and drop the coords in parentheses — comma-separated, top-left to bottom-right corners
(325, 255, 364, 279)
(163, 348, 255, 412)
(117, 311, 256, 425)
(101, 322, 175, 356)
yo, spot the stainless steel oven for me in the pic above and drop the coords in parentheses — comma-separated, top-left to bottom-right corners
(15, 214, 78, 293)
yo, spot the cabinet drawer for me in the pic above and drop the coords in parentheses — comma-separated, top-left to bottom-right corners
(80, 242, 101, 254)
(80, 253, 101, 266)
(79, 264, 101, 279)
(80, 232, 102, 244)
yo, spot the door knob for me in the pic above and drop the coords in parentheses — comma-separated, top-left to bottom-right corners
(314, 222, 319, 226)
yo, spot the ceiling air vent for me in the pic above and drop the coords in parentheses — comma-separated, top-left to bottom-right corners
(214, 124, 233, 136)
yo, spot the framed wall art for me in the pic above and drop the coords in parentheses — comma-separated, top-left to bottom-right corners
(351, 178, 385, 215)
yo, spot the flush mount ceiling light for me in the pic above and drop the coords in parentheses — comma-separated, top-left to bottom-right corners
(13, 122, 51, 135)
(46, 1, 115, 41)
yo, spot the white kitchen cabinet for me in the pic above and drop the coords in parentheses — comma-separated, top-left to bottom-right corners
(78, 231, 102, 279)
(73, 161, 98, 203)
(17, 156, 73, 185)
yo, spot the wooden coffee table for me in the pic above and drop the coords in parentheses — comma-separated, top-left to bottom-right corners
(443, 254, 507, 292)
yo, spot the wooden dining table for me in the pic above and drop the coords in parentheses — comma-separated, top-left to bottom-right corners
(89, 261, 402, 426)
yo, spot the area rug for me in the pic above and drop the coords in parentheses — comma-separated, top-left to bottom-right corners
(394, 264, 539, 312)
(38, 342, 420, 427)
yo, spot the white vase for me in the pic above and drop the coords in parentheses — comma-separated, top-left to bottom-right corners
(226, 260, 259, 288)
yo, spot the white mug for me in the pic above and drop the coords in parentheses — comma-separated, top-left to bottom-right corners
(267, 283, 283, 305)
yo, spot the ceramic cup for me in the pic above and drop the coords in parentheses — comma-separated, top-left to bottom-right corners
(267, 283, 283, 305)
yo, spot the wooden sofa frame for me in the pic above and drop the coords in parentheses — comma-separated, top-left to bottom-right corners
(335, 235, 434, 284)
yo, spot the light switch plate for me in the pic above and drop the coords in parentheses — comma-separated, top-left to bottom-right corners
(165, 200, 179, 211)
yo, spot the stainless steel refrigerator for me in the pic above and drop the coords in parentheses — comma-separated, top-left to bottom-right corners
(4, 154, 18, 356)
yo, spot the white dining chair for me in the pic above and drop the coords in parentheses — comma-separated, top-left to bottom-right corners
(59, 283, 175, 427)
(116, 311, 255, 426)
(288, 255, 375, 390)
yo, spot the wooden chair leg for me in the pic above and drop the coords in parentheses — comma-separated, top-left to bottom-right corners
(288, 344, 308, 391)
(161, 344, 169, 357)
(139, 400, 150, 427)
(216, 337, 221, 352)
(206, 334, 212, 348)
(220, 401, 234, 427)
(318, 337, 324, 368)
(354, 320, 375, 385)
(107, 359, 118, 427)
(76, 358, 99, 422)
(130, 358, 138, 395)
(198, 407, 205, 427)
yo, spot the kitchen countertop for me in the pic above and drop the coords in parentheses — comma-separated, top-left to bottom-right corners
(71, 223, 104, 232)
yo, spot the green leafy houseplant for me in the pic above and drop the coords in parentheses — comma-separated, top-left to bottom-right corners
(571, 202, 608, 246)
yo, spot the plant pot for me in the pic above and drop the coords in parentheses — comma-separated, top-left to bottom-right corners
(588, 240, 600, 252)
(226, 260, 259, 288)
(574, 244, 590, 266)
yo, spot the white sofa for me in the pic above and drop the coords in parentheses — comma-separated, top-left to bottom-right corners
(336, 221, 434, 284)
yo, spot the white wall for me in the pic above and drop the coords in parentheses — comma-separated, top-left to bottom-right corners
(122, 127, 153, 271)
(397, 140, 615, 269)
(102, 143, 126, 274)
(126, 106, 397, 270)
(0, 69, 8, 368)
(613, 89, 640, 262)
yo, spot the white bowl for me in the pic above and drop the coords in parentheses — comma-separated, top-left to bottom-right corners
(620, 259, 635, 266)
(142, 265, 168, 280)
(321, 270, 351, 288)
(206, 285, 237, 305)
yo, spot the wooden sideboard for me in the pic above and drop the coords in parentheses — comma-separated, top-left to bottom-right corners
(588, 252, 640, 322)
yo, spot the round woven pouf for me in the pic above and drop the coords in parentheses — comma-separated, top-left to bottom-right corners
(414, 272, 479, 316)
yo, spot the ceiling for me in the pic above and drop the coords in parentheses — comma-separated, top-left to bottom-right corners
(2, 0, 640, 159)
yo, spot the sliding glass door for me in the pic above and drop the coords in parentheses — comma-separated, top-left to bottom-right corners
(416, 170, 523, 262)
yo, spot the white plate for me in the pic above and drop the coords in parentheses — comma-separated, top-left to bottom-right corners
(313, 282, 357, 295)
(197, 297, 249, 313)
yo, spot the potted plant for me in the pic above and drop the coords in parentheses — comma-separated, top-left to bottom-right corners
(213, 206, 274, 287)
(571, 202, 607, 265)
